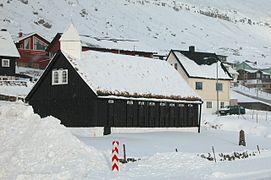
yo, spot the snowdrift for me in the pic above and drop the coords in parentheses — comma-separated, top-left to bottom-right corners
(0, 101, 109, 179)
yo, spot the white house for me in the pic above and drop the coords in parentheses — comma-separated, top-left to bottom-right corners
(166, 48, 232, 113)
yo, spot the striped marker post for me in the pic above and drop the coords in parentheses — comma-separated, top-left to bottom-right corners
(112, 140, 119, 171)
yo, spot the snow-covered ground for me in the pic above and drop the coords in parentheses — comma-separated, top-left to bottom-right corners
(232, 85, 271, 102)
(1, 101, 271, 179)
(0, 81, 34, 97)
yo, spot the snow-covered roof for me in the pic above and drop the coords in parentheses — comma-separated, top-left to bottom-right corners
(0, 30, 20, 58)
(224, 64, 239, 75)
(60, 23, 80, 42)
(172, 51, 232, 80)
(239, 69, 258, 73)
(14, 32, 49, 43)
(245, 61, 271, 70)
(63, 51, 201, 101)
(80, 35, 156, 53)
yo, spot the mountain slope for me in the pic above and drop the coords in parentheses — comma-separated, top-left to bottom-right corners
(1, 0, 271, 65)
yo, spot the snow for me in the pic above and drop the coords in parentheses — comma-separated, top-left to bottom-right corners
(0, 30, 20, 58)
(230, 90, 261, 103)
(232, 85, 271, 102)
(173, 51, 232, 79)
(0, 81, 34, 97)
(242, 61, 271, 71)
(16, 66, 44, 79)
(64, 50, 200, 100)
(0, 101, 109, 179)
(1, 0, 271, 65)
(1, 101, 271, 179)
(14, 32, 48, 43)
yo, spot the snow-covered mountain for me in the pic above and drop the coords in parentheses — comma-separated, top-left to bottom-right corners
(1, 0, 271, 65)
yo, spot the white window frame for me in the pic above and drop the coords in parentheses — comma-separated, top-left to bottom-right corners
(34, 37, 48, 51)
(127, 100, 133, 105)
(138, 101, 145, 105)
(52, 69, 68, 85)
(2, 59, 10, 67)
(24, 38, 30, 50)
(195, 82, 203, 90)
(220, 102, 225, 108)
(206, 102, 212, 108)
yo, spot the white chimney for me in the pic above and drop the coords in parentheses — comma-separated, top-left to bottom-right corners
(60, 23, 81, 59)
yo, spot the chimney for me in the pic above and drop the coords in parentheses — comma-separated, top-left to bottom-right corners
(189, 46, 195, 52)
(18, 32, 23, 38)
(59, 23, 81, 59)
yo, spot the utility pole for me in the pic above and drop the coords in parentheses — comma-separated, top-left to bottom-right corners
(216, 60, 219, 115)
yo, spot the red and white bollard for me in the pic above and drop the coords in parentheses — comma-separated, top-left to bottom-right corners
(112, 140, 119, 171)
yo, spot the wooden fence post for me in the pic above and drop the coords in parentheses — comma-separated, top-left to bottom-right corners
(123, 144, 127, 163)
(212, 146, 216, 163)
(239, 130, 246, 146)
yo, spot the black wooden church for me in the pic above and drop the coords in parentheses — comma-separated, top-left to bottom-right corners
(25, 24, 203, 134)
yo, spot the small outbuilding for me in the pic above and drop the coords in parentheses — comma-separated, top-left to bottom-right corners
(0, 29, 20, 80)
(25, 24, 203, 134)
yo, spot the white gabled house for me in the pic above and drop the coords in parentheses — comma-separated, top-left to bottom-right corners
(166, 47, 232, 113)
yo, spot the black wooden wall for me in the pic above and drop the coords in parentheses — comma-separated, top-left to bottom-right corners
(28, 53, 98, 127)
(97, 99, 200, 128)
(0, 56, 16, 76)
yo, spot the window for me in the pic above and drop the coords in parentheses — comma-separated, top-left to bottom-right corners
(108, 100, 114, 104)
(62, 70, 68, 84)
(195, 82, 203, 90)
(220, 102, 225, 108)
(24, 38, 30, 49)
(174, 63, 178, 70)
(169, 103, 175, 107)
(52, 69, 68, 85)
(127, 100, 133, 105)
(138, 101, 145, 105)
(2, 59, 10, 67)
(160, 102, 166, 106)
(216, 83, 223, 91)
(206, 102, 212, 108)
(178, 104, 185, 107)
(53, 71, 59, 84)
(34, 37, 48, 50)
(256, 72, 261, 79)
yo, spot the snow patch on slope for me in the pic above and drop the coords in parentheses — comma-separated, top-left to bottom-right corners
(1, 0, 271, 65)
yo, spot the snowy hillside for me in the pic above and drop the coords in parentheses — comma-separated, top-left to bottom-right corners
(1, 0, 271, 65)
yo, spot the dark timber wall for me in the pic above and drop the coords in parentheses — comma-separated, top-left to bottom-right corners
(0, 56, 16, 76)
(97, 99, 199, 128)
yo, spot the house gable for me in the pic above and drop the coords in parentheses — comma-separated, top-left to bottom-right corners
(169, 50, 232, 80)
(26, 51, 98, 126)
(17, 33, 49, 51)
(166, 50, 190, 82)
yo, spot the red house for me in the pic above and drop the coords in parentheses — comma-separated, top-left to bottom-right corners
(47, 33, 156, 59)
(16, 32, 50, 69)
